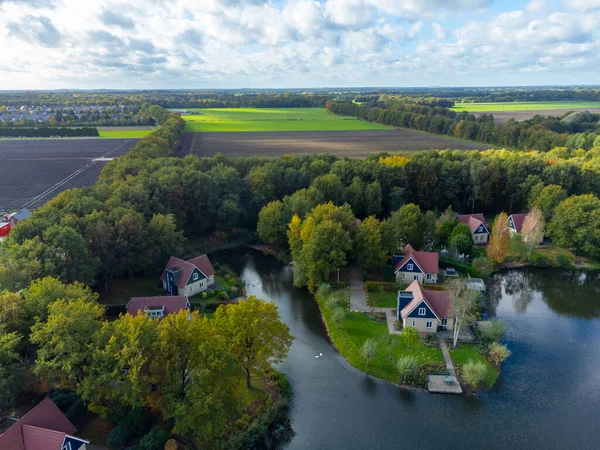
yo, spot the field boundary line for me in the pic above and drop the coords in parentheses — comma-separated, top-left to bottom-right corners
(21, 140, 131, 209)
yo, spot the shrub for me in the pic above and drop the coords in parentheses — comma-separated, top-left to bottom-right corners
(230, 286, 240, 296)
(108, 423, 129, 447)
(317, 283, 332, 297)
(394, 320, 403, 331)
(488, 342, 511, 366)
(396, 356, 418, 383)
(555, 252, 573, 268)
(65, 399, 87, 424)
(360, 339, 377, 367)
(461, 360, 488, 389)
(165, 439, 178, 450)
(366, 311, 386, 322)
(217, 291, 229, 301)
(204, 301, 226, 312)
(139, 427, 169, 450)
(325, 292, 347, 310)
(365, 281, 383, 292)
(509, 233, 527, 262)
(201, 291, 208, 300)
(481, 319, 507, 343)
(472, 256, 494, 277)
(530, 252, 550, 267)
(331, 307, 345, 326)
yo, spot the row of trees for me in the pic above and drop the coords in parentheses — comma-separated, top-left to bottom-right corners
(0, 127, 99, 137)
(0, 275, 292, 444)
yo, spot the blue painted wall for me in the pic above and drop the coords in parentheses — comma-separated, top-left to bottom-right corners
(406, 301, 437, 319)
(187, 267, 207, 285)
(165, 270, 178, 295)
(474, 224, 489, 234)
(62, 436, 87, 450)
(396, 257, 423, 274)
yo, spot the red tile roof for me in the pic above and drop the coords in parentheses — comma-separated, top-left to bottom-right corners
(393, 244, 438, 275)
(510, 213, 527, 233)
(400, 280, 452, 319)
(160, 254, 215, 289)
(127, 296, 188, 317)
(458, 214, 487, 234)
(0, 397, 77, 450)
(22, 425, 67, 450)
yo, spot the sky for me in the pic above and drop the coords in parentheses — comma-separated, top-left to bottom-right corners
(1, 0, 600, 89)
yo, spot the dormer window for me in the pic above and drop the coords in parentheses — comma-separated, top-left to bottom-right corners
(193, 272, 199, 281)
(418, 307, 426, 316)
(407, 263, 414, 270)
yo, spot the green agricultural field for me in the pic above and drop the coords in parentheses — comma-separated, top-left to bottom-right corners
(179, 108, 394, 132)
(98, 129, 154, 138)
(451, 101, 600, 112)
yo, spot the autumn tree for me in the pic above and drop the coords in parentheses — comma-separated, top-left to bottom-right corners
(488, 342, 511, 367)
(523, 207, 545, 260)
(447, 279, 478, 348)
(487, 212, 510, 266)
(30, 298, 105, 388)
(356, 216, 386, 269)
(213, 297, 293, 388)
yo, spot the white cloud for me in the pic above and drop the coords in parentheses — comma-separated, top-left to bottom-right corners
(564, 0, 600, 12)
(0, 0, 599, 88)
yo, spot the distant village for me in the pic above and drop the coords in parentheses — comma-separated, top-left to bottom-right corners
(0, 104, 140, 125)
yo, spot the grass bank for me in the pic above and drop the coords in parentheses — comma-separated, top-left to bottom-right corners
(179, 108, 394, 132)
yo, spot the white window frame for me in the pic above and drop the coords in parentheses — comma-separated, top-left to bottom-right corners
(200, 281, 205, 289)
(442, 318, 447, 326)
(401, 274, 405, 280)
(426, 321, 433, 328)
(414, 275, 419, 280)
(407, 263, 414, 270)
(412, 320, 416, 327)
(193, 272, 199, 281)
(189, 286, 193, 293)
(426, 273, 432, 280)
(418, 307, 426, 316)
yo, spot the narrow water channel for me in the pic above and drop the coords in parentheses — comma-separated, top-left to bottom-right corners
(214, 249, 600, 450)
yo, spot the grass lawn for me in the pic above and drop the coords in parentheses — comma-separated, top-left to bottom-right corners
(450, 344, 499, 388)
(97, 276, 164, 305)
(368, 290, 397, 308)
(178, 108, 394, 132)
(451, 101, 600, 112)
(318, 292, 443, 384)
(98, 129, 154, 138)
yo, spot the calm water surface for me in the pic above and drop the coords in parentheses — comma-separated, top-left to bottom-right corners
(215, 250, 600, 450)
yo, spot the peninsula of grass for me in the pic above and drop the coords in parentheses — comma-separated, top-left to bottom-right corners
(178, 108, 394, 132)
(450, 344, 499, 388)
(451, 101, 600, 112)
(317, 289, 444, 385)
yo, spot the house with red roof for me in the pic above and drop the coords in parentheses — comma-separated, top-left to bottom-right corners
(509, 212, 544, 244)
(397, 280, 453, 333)
(127, 296, 189, 318)
(458, 213, 490, 244)
(0, 397, 89, 450)
(160, 254, 215, 298)
(393, 244, 439, 284)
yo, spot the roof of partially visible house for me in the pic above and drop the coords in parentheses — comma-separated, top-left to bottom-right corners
(458, 214, 488, 234)
(160, 254, 215, 289)
(400, 280, 452, 319)
(127, 296, 188, 316)
(509, 213, 527, 233)
(0, 397, 77, 450)
(10, 208, 31, 222)
(393, 244, 438, 274)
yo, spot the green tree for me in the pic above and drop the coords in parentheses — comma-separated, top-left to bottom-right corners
(0, 328, 26, 409)
(548, 194, 600, 259)
(30, 298, 105, 388)
(356, 216, 386, 269)
(217, 199, 241, 231)
(396, 355, 418, 383)
(22, 276, 98, 323)
(528, 183, 567, 222)
(382, 203, 428, 251)
(0, 291, 26, 334)
(149, 311, 237, 438)
(213, 297, 293, 388)
(472, 256, 493, 277)
(488, 342, 511, 367)
(257, 200, 290, 248)
(401, 326, 419, 350)
(311, 174, 345, 205)
(360, 338, 377, 369)
(436, 207, 458, 246)
(148, 214, 184, 269)
(461, 359, 487, 389)
(449, 226, 474, 256)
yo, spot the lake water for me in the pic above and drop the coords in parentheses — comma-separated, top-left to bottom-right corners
(215, 250, 600, 450)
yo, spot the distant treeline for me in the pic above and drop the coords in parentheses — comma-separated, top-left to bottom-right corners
(327, 100, 600, 151)
(0, 127, 99, 138)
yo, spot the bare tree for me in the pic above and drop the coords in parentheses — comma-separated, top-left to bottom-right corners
(523, 207, 545, 260)
(447, 279, 478, 348)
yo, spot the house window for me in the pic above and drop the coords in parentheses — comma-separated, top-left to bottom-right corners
(200, 281, 205, 289)
(442, 318, 447, 326)
(414, 275, 419, 280)
(426, 273, 432, 280)
(193, 272, 199, 281)
(412, 320, 416, 327)
(189, 286, 193, 293)
(407, 263, 413, 270)
(418, 307, 426, 316)
(401, 274, 405, 280)
(426, 321, 433, 328)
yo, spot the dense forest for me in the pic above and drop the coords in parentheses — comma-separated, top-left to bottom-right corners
(327, 99, 600, 152)
(0, 127, 99, 137)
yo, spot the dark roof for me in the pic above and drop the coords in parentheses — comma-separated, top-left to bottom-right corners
(127, 296, 188, 317)
(510, 213, 527, 232)
(0, 397, 77, 450)
(160, 254, 215, 289)
(458, 214, 487, 234)
(393, 244, 438, 274)
(400, 281, 452, 319)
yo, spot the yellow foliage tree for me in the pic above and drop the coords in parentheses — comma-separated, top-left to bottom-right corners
(487, 212, 510, 266)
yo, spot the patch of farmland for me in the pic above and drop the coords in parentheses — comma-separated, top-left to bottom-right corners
(178, 129, 493, 158)
(0, 139, 138, 210)
(472, 109, 600, 125)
